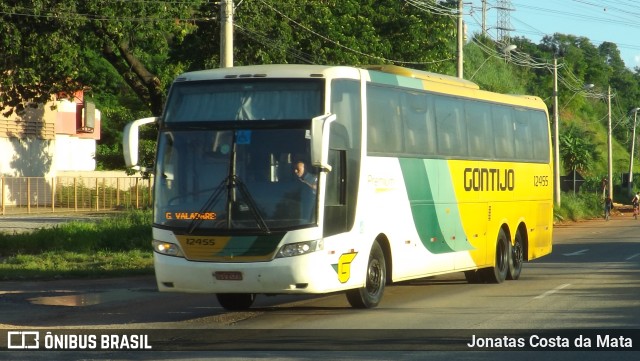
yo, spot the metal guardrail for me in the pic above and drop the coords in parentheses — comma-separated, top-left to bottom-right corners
(0, 176, 153, 215)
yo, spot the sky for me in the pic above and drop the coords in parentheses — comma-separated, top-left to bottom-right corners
(464, 0, 640, 70)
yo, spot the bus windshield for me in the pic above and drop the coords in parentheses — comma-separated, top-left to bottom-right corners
(153, 78, 325, 231)
(154, 128, 319, 231)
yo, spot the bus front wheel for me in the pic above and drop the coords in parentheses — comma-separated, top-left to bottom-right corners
(216, 293, 256, 311)
(346, 242, 386, 308)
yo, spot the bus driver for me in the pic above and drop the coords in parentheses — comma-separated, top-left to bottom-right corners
(293, 161, 317, 192)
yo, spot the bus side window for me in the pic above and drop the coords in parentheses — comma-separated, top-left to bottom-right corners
(531, 111, 550, 162)
(435, 96, 467, 157)
(492, 106, 515, 159)
(386, 99, 402, 153)
(514, 109, 534, 160)
(367, 88, 384, 152)
(403, 92, 433, 155)
(367, 85, 402, 154)
(466, 101, 493, 159)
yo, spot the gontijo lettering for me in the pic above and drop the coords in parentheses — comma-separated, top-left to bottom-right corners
(464, 168, 515, 191)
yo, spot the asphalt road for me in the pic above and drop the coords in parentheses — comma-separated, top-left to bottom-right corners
(0, 213, 107, 233)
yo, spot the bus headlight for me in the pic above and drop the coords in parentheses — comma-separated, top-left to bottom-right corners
(276, 240, 323, 258)
(152, 240, 184, 258)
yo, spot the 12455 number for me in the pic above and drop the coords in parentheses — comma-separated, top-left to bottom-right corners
(534, 175, 549, 187)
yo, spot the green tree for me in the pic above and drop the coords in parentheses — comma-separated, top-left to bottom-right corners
(177, 0, 456, 73)
(560, 124, 600, 193)
(0, 0, 204, 116)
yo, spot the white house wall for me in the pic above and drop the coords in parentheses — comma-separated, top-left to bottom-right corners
(0, 137, 55, 177)
(53, 135, 96, 172)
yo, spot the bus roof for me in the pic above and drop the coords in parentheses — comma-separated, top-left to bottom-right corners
(174, 64, 362, 82)
(364, 64, 480, 90)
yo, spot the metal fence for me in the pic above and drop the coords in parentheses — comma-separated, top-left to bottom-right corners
(0, 176, 153, 215)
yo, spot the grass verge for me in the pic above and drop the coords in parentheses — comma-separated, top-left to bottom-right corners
(0, 210, 154, 281)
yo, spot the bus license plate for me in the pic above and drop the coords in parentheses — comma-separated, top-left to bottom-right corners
(214, 271, 243, 281)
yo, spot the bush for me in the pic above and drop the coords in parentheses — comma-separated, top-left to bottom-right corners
(556, 192, 604, 221)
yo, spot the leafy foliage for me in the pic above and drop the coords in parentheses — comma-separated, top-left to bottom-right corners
(177, 0, 456, 72)
(560, 123, 600, 177)
(0, 1, 201, 115)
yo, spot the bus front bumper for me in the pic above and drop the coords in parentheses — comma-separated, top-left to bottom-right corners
(153, 251, 345, 295)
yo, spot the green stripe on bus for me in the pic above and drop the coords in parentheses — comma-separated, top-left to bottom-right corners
(399, 158, 474, 254)
(368, 71, 424, 90)
(368, 71, 400, 86)
(217, 234, 284, 257)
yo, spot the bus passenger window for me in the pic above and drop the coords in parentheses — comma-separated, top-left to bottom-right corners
(531, 111, 550, 162)
(403, 92, 431, 155)
(367, 85, 402, 154)
(515, 110, 534, 160)
(492, 106, 515, 159)
(465, 101, 493, 159)
(435, 96, 467, 157)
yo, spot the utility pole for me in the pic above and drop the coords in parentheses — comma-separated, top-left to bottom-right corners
(628, 108, 640, 197)
(553, 57, 561, 206)
(220, 0, 234, 68)
(457, 0, 464, 78)
(607, 85, 613, 201)
(482, 0, 487, 36)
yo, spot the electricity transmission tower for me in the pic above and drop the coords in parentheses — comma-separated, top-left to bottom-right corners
(496, 0, 514, 43)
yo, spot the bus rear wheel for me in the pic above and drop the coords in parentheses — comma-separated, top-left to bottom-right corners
(507, 230, 524, 280)
(346, 242, 386, 309)
(480, 228, 509, 284)
(216, 293, 256, 311)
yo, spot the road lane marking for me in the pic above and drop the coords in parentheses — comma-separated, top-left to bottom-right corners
(562, 249, 589, 256)
(626, 253, 640, 261)
(534, 283, 571, 299)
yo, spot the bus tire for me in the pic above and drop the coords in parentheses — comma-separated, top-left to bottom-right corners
(480, 228, 509, 284)
(216, 293, 256, 311)
(346, 242, 386, 309)
(507, 230, 524, 280)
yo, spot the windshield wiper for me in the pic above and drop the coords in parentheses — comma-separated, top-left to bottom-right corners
(187, 178, 226, 234)
(186, 174, 270, 234)
(228, 175, 270, 232)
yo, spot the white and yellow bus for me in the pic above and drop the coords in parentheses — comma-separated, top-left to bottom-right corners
(123, 64, 553, 310)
